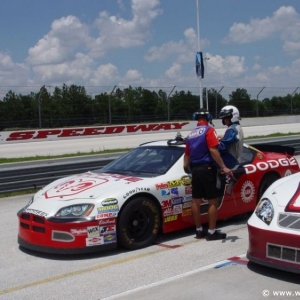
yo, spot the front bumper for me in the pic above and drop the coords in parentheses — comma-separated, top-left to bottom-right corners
(18, 211, 117, 254)
(247, 224, 300, 274)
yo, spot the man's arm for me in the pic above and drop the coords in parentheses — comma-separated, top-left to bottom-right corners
(209, 147, 232, 175)
(183, 153, 191, 173)
(220, 127, 238, 144)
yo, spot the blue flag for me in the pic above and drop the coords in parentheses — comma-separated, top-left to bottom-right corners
(196, 52, 204, 78)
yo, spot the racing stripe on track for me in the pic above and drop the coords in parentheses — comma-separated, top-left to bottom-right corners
(154, 243, 182, 248)
(214, 255, 248, 268)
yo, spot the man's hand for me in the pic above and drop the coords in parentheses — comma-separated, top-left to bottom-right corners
(222, 166, 232, 176)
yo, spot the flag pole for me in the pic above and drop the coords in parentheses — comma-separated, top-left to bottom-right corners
(196, 0, 203, 108)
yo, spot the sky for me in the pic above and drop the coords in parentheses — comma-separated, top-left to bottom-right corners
(0, 0, 300, 100)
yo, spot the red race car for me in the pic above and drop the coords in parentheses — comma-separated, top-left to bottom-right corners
(18, 134, 299, 254)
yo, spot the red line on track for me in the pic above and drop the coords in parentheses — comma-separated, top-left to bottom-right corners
(155, 243, 182, 249)
(227, 256, 249, 265)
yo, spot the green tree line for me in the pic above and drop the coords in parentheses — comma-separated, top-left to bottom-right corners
(0, 84, 299, 130)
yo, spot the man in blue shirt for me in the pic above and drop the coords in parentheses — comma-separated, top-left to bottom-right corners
(218, 105, 244, 168)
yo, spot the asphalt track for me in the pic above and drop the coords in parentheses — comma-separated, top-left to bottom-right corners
(1, 195, 300, 300)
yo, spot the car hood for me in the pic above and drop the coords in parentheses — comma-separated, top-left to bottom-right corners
(34, 171, 145, 201)
(265, 173, 300, 207)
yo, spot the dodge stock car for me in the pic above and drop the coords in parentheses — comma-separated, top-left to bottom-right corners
(247, 171, 300, 274)
(17, 133, 300, 254)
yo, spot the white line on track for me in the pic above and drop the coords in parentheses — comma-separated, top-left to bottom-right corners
(102, 254, 247, 300)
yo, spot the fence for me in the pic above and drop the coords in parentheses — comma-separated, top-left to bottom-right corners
(0, 85, 299, 129)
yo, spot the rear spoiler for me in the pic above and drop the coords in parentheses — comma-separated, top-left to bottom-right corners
(251, 143, 295, 156)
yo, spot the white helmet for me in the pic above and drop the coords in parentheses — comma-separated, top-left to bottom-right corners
(219, 105, 240, 123)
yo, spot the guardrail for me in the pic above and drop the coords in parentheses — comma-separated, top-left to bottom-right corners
(0, 138, 300, 194)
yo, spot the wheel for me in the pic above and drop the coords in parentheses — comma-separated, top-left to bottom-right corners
(257, 173, 280, 201)
(117, 197, 161, 250)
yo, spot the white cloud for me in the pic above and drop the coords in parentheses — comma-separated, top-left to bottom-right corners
(252, 63, 261, 71)
(0, 52, 29, 86)
(165, 63, 182, 79)
(89, 0, 162, 57)
(124, 69, 142, 81)
(144, 28, 209, 64)
(223, 6, 300, 48)
(89, 63, 119, 86)
(32, 53, 94, 84)
(27, 16, 90, 65)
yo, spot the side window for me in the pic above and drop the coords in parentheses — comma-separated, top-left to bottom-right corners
(240, 146, 255, 164)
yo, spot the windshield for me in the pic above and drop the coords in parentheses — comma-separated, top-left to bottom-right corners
(99, 145, 184, 177)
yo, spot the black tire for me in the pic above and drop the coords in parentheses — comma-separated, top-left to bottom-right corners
(117, 197, 161, 250)
(257, 173, 280, 201)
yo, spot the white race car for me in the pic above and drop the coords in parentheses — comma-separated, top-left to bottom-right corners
(18, 133, 299, 254)
(247, 171, 300, 274)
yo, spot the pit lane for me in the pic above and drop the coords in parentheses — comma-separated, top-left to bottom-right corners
(1, 194, 300, 300)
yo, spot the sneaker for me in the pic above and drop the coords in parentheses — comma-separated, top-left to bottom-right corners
(206, 230, 227, 241)
(195, 228, 208, 239)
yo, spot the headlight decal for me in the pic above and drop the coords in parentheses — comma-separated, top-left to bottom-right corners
(55, 204, 94, 218)
(255, 198, 274, 225)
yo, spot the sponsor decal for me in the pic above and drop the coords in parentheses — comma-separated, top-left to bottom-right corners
(86, 236, 104, 246)
(257, 152, 263, 159)
(70, 228, 87, 236)
(244, 157, 298, 175)
(44, 175, 109, 199)
(161, 187, 179, 197)
(183, 201, 192, 209)
(109, 174, 143, 183)
(173, 204, 182, 215)
(164, 215, 178, 223)
(161, 199, 172, 208)
(155, 182, 169, 190)
(24, 209, 48, 217)
(172, 197, 183, 205)
(103, 233, 117, 243)
(168, 180, 182, 188)
(100, 225, 116, 234)
(97, 205, 119, 213)
(182, 208, 192, 217)
(241, 181, 255, 203)
(163, 207, 173, 217)
(87, 226, 99, 237)
(189, 127, 206, 138)
(161, 189, 170, 196)
(98, 218, 116, 225)
(123, 187, 150, 199)
(181, 175, 192, 186)
(6, 122, 189, 141)
(183, 195, 192, 202)
(102, 198, 118, 206)
(95, 212, 118, 219)
(185, 186, 192, 195)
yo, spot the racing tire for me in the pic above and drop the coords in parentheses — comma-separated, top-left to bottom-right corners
(117, 197, 161, 250)
(257, 173, 280, 201)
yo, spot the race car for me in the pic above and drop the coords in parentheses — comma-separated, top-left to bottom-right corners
(247, 171, 300, 274)
(17, 133, 300, 254)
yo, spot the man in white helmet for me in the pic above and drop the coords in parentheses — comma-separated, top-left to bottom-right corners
(218, 105, 244, 168)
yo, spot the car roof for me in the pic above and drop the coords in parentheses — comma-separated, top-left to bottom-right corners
(139, 134, 186, 148)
